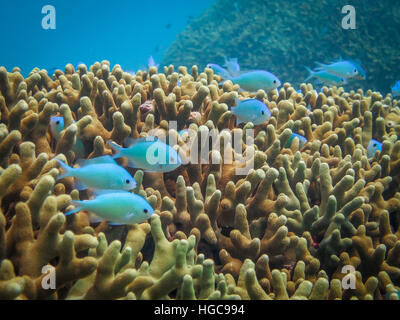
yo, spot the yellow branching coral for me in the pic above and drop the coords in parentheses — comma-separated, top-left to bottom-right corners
(0, 61, 400, 301)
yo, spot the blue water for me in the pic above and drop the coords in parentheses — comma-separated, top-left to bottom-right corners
(0, 0, 215, 75)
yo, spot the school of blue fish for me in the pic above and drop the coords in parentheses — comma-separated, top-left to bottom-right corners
(54, 132, 182, 225)
(52, 54, 398, 226)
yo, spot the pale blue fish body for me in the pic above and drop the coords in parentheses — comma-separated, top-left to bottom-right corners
(230, 70, 281, 92)
(66, 191, 154, 225)
(329, 56, 366, 80)
(232, 98, 271, 125)
(392, 80, 400, 97)
(50, 116, 85, 158)
(56, 156, 137, 191)
(223, 57, 240, 77)
(206, 63, 231, 79)
(285, 133, 308, 148)
(367, 139, 382, 158)
(108, 137, 182, 172)
(305, 67, 347, 86)
(315, 60, 358, 78)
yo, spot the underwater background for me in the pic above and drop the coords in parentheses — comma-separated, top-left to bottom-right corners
(0, 0, 215, 75)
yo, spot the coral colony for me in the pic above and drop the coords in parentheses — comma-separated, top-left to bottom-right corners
(162, 0, 399, 95)
(0, 59, 400, 301)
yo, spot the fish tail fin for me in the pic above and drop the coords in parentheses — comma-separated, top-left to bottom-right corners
(107, 141, 123, 158)
(107, 140, 122, 151)
(56, 159, 73, 180)
(315, 62, 327, 69)
(304, 67, 315, 83)
(65, 200, 83, 216)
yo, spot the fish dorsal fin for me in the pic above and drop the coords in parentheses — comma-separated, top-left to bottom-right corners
(76, 155, 116, 167)
(234, 97, 241, 107)
(124, 136, 158, 148)
(240, 98, 258, 103)
(92, 189, 131, 196)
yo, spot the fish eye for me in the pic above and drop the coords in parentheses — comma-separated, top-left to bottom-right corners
(143, 209, 148, 213)
(273, 80, 277, 84)
(373, 143, 377, 147)
(125, 179, 130, 184)
(387, 121, 394, 127)
(354, 69, 357, 73)
(261, 111, 265, 115)
(56, 120, 60, 125)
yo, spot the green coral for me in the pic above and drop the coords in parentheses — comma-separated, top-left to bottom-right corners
(162, 0, 400, 94)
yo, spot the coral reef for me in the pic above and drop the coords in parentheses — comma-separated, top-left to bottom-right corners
(162, 0, 400, 94)
(0, 61, 400, 300)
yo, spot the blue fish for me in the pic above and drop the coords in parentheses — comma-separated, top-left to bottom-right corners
(329, 56, 366, 80)
(392, 80, 400, 97)
(285, 133, 308, 148)
(108, 136, 182, 173)
(315, 60, 358, 79)
(50, 116, 85, 158)
(228, 70, 281, 93)
(348, 60, 366, 80)
(367, 139, 382, 158)
(232, 98, 271, 125)
(56, 156, 137, 191)
(66, 190, 154, 225)
(305, 67, 347, 86)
